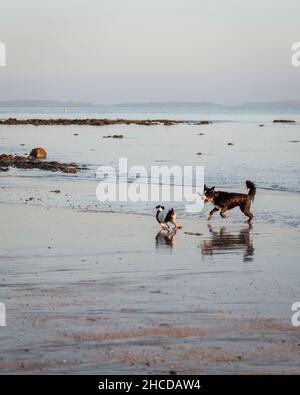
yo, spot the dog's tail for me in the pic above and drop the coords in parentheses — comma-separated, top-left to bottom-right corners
(246, 180, 256, 201)
(156, 205, 164, 211)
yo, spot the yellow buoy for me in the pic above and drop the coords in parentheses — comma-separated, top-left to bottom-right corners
(63, 108, 68, 113)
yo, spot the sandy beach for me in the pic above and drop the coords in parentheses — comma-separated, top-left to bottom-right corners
(0, 198, 299, 374)
(0, 115, 300, 375)
(1, 0, 300, 381)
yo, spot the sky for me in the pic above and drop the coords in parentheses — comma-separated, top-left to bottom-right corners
(0, 0, 299, 104)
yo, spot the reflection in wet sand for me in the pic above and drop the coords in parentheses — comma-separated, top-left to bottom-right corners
(201, 224, 254, 261)
(155, 229, 177, 248)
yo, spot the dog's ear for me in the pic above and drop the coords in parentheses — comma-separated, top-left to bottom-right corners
(211, 186, 215, 192)
(204, 184, 207, 191)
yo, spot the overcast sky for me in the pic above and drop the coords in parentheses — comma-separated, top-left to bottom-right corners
(0, 0, 299, 104)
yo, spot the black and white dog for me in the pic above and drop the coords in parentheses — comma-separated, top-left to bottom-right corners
(155, 205, 182, 229)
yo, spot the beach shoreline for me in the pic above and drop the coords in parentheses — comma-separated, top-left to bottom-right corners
(0, 112, 299, 374)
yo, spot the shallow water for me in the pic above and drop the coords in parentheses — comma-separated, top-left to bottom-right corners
(1, 104, 300, 374)
(0, 107, 299, 227)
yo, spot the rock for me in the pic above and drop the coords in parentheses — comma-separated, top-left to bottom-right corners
(0, 118, 187, 127)
(103, 134, 124, 139)
(273, 120, 296, 123)
(197, 152, 202, 155)
(0, 153, 85, 173)
(198, 133, 205, 135)
(290, 140, 299, 143)
(4, 118, 18, 125)
(227, 142, 234, 146)
(259, 124, 264, 127)
(29, 147, 47, 159)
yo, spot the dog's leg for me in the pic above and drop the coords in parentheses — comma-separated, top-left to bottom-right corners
(244, 210, 253, 223)
(170, 214, 182, 229)
(207, 223, 213, 233)
(170, 219, 182, 229)
(240, 202, 253, 223)
(220, 207, 228, 218)
(207, 207, 219, 221)
(160, 222, 169, 230)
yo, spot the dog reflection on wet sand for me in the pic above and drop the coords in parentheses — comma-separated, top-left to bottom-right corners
(155, 228, 177, 248)
(201, 224, 254, 261)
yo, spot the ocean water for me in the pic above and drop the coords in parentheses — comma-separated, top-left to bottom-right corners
(0, 105, 299, 227)
(1, 103, 300, 122)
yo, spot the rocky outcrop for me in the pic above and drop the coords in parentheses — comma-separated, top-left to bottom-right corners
(103, 134, 124, 139)
(273, 120, 296, 123)
(0, 118, 212, 127)
(0, 154, 84, 173)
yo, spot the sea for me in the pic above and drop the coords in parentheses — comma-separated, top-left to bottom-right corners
(0, 104, 299, 227)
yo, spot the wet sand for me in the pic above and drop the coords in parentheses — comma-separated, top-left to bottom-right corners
(0, 202, 299, 374)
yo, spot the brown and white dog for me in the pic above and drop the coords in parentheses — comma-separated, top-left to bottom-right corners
(203, 180, 256, 222)
(155, 205, 182, 229)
